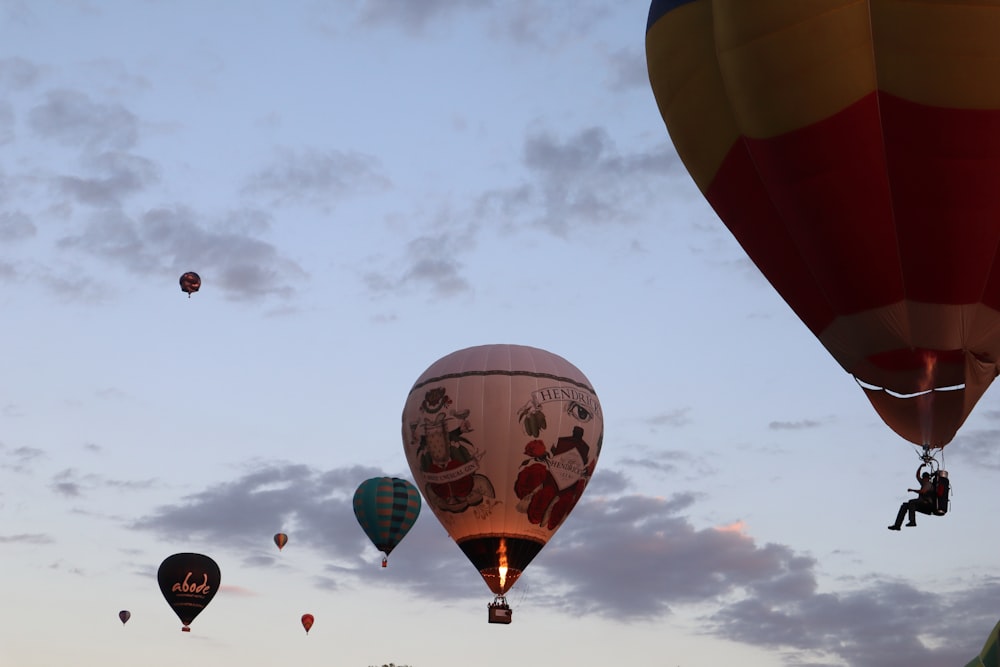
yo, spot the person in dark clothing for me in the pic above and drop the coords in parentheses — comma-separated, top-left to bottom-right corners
(888, 466, 935, 530)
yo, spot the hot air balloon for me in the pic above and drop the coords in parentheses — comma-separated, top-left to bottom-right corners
(646, 1, 1000, 451)
(157, 553, 220, 632)
(965, 617, 1000, 667)
(179, 271, 201, 297)
(402, 344, 603, 622)
(274, 532, 288, 551)
(301, 613, 314, 635)
(353, 477, 421, 567)
(118, 610, 130, 626)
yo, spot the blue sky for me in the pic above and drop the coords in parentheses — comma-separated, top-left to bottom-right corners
(2, 2, 1000, 666)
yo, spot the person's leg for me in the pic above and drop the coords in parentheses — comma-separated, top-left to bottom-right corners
(889, 503, 906, 530)
(906, 500, 917, 526)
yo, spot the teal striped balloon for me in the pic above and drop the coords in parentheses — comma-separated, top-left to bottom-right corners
(353, 477, 421, 566)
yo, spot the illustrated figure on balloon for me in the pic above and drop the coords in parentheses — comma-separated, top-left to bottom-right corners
(409, 399, 493, 514)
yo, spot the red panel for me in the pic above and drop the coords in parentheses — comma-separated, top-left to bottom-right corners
(880, 93, 1000, 308)
(737, 93, 903, 317)
(708, 91, 1000, 319)
(705, 140, 837, 336)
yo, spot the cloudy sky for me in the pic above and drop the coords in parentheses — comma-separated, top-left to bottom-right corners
(2, 2, 1000, 667)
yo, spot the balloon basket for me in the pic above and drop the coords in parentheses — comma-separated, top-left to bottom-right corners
(181, 626, 191, 632)
(382, 557, 387, 568)
(488, 596, 512, 624)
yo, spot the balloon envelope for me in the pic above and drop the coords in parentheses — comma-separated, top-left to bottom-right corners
(157, 553, 220, 631)
(353, 477, 421, 564)
(273, 532, 288, 551)
(301, 613, 314, 634)
(646, 0, 1000, 447)
(402, 344, 603, 595)
(179, 271, 201, 296)
(118, 610, 130, 625)
(965, 617, 1000, 667)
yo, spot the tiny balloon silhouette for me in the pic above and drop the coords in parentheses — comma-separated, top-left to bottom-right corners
(179, 271, 201, 297)
(273, 532, 288, 551)
(157, 552, 220, 632)
(119, 610, 130, 626)
(301, 613, 314, 634)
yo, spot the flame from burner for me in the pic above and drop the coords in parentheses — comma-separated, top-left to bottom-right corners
(498, 538, 508, 591)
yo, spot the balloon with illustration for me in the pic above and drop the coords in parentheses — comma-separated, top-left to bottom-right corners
(353, 476, 421, 567)
(157, 552, 220, 632)
(401, 344, 603, 622)
(646, 0, 1000, 450)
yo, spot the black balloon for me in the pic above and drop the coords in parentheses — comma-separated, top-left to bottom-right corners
(157, 553, 220, 631)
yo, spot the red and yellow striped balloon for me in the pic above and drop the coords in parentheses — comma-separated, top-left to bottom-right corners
(646, 0, 1000, 447)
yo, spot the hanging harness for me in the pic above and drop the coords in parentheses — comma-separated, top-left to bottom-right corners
(914, 456, 951, 517)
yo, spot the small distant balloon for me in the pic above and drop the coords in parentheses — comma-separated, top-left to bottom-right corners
(179, 271, 201, 298)
(301, 613, 314, 635)
(273, 532, 288, 551)
(119, 610, 130, 625)
(157, 552, 220, 632)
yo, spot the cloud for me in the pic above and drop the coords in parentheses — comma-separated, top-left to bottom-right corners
(0, 210, 36, 241)
(51, 469, 83, 497)
(242, 147, 391, 208)
(646, 408, 691, 428)
(126, 459, 996, 666)
(359, 125, 679, 301)
(0, 445, 45, 473)
(708, 580, 996, 667)
(0, 101, 13, 144)
(485, 126, 678, 236)
(57, 205, 306, 301)
(49, 467, 156, 498)
(356, 0, 488, 35)
(362, 230, 472, 300)
(602, 47, 649, 92)
(351, 1, 615, 52)
(28, 89, 138, 151)
(769, 419, 823, 431)
(55, 150, 159, 206)
(0, 57, 42, 91)
(0, 533, 53, 544)
(130, 462, 370, 557)
(947, 419, 1000, 470)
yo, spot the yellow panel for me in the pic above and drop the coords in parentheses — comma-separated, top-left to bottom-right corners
(712, 0, 876, 138)
(646, 1, 740, 191)
(873, 0, 1000, 109)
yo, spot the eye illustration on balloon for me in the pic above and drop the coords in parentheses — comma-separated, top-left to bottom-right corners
(402, 344, 603, 623)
